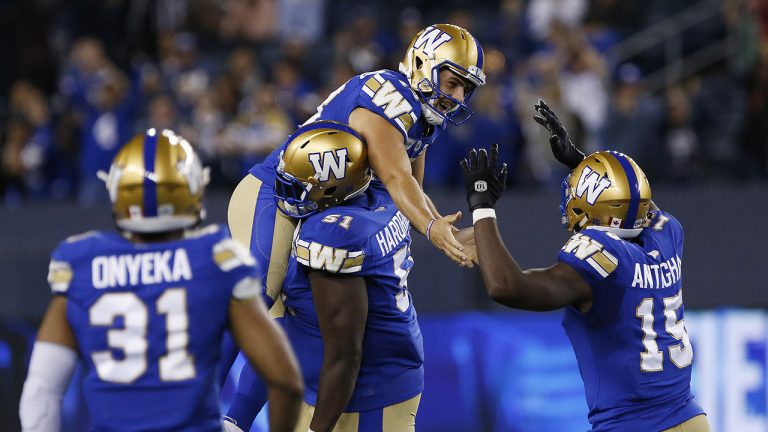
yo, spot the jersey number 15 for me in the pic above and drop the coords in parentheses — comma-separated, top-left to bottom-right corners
(635, 289, 693, 372)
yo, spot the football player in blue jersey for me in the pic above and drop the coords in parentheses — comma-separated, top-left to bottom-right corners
(18, 129, 302, 432)
(223, 23, 484, 428)
(228, 23, 487, 317)
(278, 121, 423, 432)
(458, 101, 711, 432)
(223, 121, 424, 432)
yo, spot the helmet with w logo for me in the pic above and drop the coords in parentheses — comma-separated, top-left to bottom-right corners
(100, 129, 209, 233)
(275, 121, 372, 218)
(561, 151, 652, 238)
(399, 24, 486, 126)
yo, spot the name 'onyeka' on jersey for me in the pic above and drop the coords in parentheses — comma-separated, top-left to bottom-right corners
(46, 225, 262, 431)
(249, 69, 445, 185)
(558, 210, 704, 432)
(281, 183, 424, 412)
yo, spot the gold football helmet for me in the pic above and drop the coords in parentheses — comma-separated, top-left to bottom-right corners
(399, 23, 486, 126)
(275, 121, 372, 218)
(561, 151, 652, 238)
(99, 129, 209, 233)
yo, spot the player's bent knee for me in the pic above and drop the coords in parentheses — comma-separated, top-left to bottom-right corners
(228, 174, 262, 249)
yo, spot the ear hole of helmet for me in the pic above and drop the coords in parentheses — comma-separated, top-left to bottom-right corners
(572, 208, 583, 215)
(324, 186, 337, 196)
(415, 56, 424, 70)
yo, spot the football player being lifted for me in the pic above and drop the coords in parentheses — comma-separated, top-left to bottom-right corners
(228, 23, 486, 317)
(223, 23, 484, 426)
(228, 120, 424, 432)
(19, 129, 302, 432)
(459, 101, 711, 432)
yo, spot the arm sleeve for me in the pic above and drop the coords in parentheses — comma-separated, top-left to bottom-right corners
(19, 342, 78, 432)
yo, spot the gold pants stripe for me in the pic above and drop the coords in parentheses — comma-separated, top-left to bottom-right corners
(294, 394, 421, 432)
(662, 415, 711, 432)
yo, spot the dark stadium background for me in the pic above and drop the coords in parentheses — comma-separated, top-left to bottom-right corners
(1, 0, 767, 430)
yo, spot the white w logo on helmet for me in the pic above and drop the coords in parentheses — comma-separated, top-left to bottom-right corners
(575, 166, 612, 205)
(308, 148, 348, 181)
(413, 26, 452, 56)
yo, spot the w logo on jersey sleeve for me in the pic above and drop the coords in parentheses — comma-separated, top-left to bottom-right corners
(575, 166, 612, 205)
(308, 149, 348, 181)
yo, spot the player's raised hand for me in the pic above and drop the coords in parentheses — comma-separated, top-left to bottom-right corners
(428, 212, 468, 266)
(533, 99, 585, 169)
(460, 144, 508, 212)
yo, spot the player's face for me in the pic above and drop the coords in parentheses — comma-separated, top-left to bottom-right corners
(435, 69, 475, 114)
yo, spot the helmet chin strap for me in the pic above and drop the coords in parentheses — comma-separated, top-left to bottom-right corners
(422, 102, 445, 126)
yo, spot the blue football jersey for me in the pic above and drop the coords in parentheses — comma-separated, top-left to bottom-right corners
(249, 69, 445, 185)
(282, 184, 424, 411)
(46, 225, 262, 431)
(558, 211, 704, 431)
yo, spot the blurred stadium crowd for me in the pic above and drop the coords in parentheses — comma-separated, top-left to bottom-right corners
(1, 0, 766, 207)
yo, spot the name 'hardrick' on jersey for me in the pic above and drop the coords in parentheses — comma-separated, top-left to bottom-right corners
(91, 248, 193, 289)
(374, 211, 411, 256)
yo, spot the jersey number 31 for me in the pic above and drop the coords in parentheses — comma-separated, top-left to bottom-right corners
(89, 288, 195, 383)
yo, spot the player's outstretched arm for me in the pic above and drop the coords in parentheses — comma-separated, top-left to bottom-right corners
(462, 145, 592, 311)
(230, 295, 303, 432)
(19, 296, 78, 432)
(349, 107, 467, 266)
(308, 271, 368, 432)
(532, 99, 585, 169)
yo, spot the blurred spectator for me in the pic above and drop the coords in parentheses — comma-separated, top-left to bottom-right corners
(600, 64, 665, 178)
(277, 0, 326, 45)
(549, 23, 609, 144)
(527, 0, 587, 41)
(219, 0, 279, 43)
(219, 83, 293, 181)
(74, 66, 139, 205)
(664, 85, 703, 182)
(1, 0, 765, 206)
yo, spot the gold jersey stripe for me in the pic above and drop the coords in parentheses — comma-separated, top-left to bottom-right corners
(591, 251, 618, 275)
(365, 77, 382, 93)
(296, 244, 310, 261)
(398, 113, 414, 132)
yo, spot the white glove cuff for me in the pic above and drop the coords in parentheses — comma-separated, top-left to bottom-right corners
(472, 208, 497, 225)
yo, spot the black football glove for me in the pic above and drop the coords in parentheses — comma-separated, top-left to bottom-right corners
(533, 99, 585, 169)
(460, 143, 508, 211)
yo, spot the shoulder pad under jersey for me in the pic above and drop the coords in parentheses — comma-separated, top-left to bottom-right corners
(356, 70, 421, 139)
(558, 230, 621, 283)
(293, 209, 370, 274)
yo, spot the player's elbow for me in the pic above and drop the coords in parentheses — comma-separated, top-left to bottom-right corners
(268, 364, 304, 399)
(326, 342, 363, 368)
(485, 277, 525, 308)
